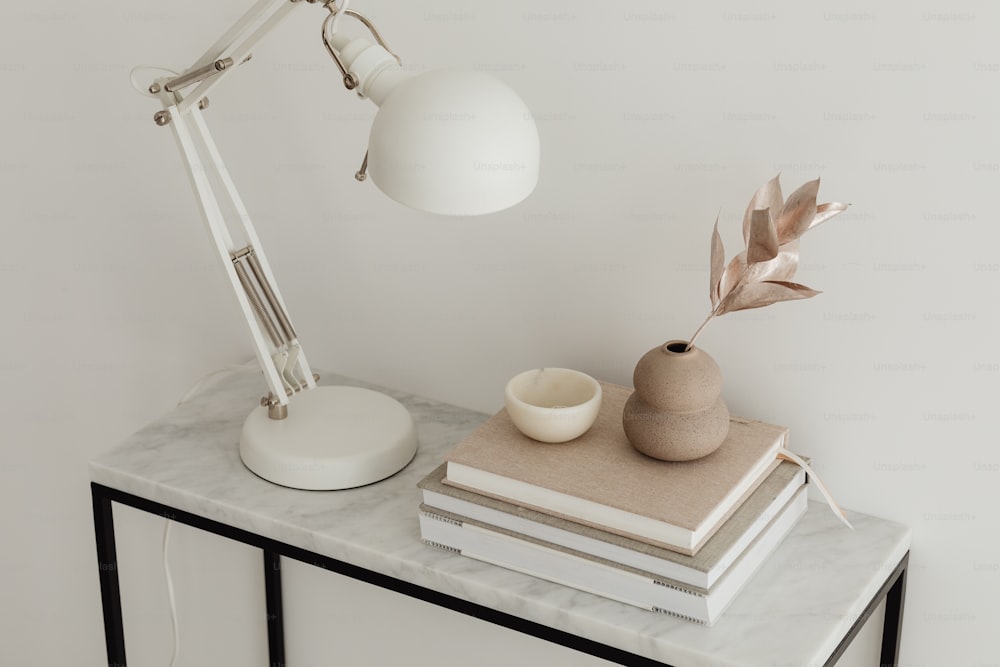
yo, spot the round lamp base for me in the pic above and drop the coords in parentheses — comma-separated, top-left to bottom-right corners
(239, 385, 418, 490)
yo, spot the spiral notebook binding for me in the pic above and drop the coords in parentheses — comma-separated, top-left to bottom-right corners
(421, 510, 463, 527)
(422, 539, 461, 554)
(651, 607, 707, 624)
(651, 578, 701, 596)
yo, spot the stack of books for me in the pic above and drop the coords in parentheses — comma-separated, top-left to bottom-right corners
(417, 382, 808, 625)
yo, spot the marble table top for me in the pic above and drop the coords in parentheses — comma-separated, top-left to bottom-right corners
(91, 370, 911, 667)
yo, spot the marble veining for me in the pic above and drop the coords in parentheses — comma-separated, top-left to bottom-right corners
(91, 370, 910, 666)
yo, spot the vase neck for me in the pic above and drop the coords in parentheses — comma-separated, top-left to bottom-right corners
(663, 340, 693, 354)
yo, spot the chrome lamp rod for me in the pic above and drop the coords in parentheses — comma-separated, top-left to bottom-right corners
(164, 57, 235, 92)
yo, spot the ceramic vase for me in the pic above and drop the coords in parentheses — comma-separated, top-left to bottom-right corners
(622, 340, 730, 461)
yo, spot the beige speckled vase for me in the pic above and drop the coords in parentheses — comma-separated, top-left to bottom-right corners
(623, 340, 730, 461)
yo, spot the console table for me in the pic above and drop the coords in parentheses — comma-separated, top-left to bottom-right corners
(91, 370, 910, 666)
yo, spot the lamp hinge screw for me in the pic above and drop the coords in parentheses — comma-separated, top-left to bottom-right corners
(261, 394, 289, 420)
(153, 110, 172, 126)
(355, 150, 369, 181)
(199, 97, 210, 110)
(148, 83, 161, 95)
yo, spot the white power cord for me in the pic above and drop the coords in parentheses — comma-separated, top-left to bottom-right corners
(176, 360, 259, 405)
(161, 359, 258, 666)
(133, 52, 262, 667)
(163, 521, 180, 667)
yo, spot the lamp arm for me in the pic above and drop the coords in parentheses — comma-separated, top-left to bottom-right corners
(161, 99, 318, 410)
(165, 0, 302, 115)
(149, 0, 329, 412)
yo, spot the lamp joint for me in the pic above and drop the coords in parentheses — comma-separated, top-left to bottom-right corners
(153, 110, 172, 126)
(321, 6, 401, 92)
(261, 394, 289, 420)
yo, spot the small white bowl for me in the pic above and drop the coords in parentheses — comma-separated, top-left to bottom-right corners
(504, 368, 603, 443)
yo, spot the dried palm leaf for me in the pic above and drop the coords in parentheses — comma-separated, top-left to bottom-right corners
(776, 178, 819, 244)
(686, 175, 848, 350)
(717, 280, 821, 315)
(710, 216, 725, 308)
(742, 174, 783, 244)
(746, 208, 779, 264)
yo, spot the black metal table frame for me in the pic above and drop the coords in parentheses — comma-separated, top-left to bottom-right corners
(92, 482, 908, 667)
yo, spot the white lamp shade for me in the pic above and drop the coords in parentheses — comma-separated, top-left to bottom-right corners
(367, 68, 540, 216)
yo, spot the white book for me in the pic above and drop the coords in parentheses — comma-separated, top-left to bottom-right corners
(420, 487, 808, 626)
(419, 462, 806, 590)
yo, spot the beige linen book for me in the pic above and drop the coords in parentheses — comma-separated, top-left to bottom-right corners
(444, 382, 786, 556)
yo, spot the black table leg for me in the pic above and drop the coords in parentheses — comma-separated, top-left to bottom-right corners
(880, 556, 908, 666)
(825, 551, 909, 666)
(92, 483, 127, 666)
(264, 550, 285, 667)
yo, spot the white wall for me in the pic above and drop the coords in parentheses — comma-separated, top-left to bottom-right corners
(3, 0, 997, 664)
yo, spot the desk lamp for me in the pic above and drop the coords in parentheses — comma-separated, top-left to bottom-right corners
(141, 0, 540, 490)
